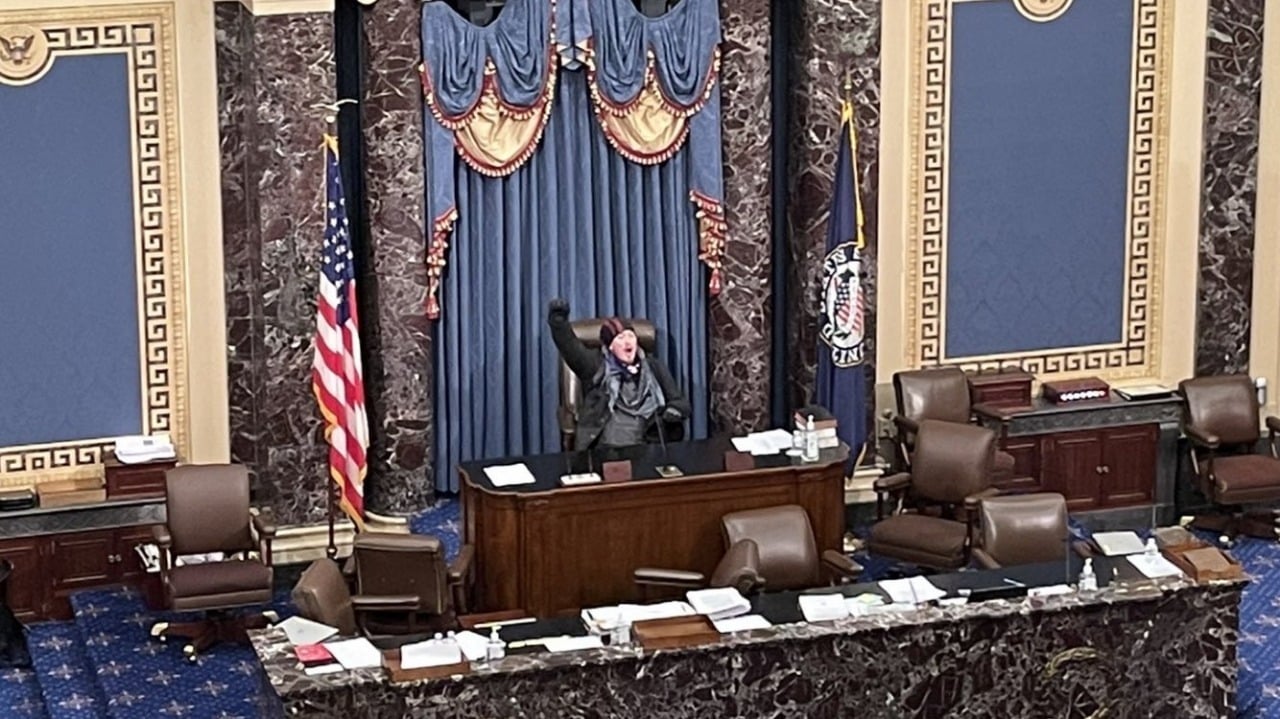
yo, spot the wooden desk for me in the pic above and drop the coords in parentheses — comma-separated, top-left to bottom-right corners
(459, 438, 847, 615)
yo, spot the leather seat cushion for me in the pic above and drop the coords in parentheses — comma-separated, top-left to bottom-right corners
(993, 450, 1016, 480)
(1214, 454, 1280, 504)
(868, 514, 968, 569)
(169, 560, 272, 606)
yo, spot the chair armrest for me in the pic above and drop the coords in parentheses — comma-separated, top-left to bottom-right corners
(963, 487, 1001, 512)
(633, 567, 706, 588)
(820, 549, 862, 580)
(874, 472, 913, 493)
(448, 544, 474, 585)
(972, 403, 1014, 423)
(1266, 416, 1280, 434)
(151, 524, 172, 549)
(351, 595, 421, 611)
(252, 510, 278, 539)
(892, 415, 920, 437)
(708, 540, 764, 594)
(1184, 424, 1220, 449)
(970, 547, 1000, 570)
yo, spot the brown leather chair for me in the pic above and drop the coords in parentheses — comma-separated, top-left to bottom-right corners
(633, 504, 861, 595)
(971, 493, 1070, 569)
(558, 317, 658, 450)
(893, 367, 1016, 482)
(291, 558, 356, 637)
(869, 420, 1000, 570)
(1179, 375, 1280, 540)
(349, 532, 474, 636)
(149, 464, 276, 661)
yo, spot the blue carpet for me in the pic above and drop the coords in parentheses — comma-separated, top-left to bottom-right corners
(6, 504, 1279, 717)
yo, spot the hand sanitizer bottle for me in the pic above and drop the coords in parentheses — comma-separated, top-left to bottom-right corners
(1078, 558, 1097, 592)
(486, 626, 505, 662)
(610, 610, 631, 647)
(1145, 537, 1159, 556)
(802, 415, 820, 462)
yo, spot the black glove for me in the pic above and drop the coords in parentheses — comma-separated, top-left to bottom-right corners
(548, 298, 570, 317)
(661, 406, 684, 423)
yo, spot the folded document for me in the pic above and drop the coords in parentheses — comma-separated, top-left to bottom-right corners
(484, 463, 537, 487)
(686, 587, 751, 621)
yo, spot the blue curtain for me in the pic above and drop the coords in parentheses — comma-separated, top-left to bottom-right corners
(432, 70, 710, 492)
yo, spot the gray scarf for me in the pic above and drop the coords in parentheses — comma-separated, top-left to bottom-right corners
(599, 347, 665, 419)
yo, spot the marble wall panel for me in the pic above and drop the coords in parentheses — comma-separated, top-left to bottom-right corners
(1197, 0, 1265, 376)
(359, 0, 434, 514)
(218, 9, 336, 525)
(786, 0, 881, 410)
(713, 0, 774, 434)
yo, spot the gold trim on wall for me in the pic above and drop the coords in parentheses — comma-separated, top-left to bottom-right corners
(905, 0, 1172, 380)
(0, 3, 189, 485)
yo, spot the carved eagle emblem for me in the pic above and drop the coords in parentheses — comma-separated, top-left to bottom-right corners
(0, 34, 35, 65)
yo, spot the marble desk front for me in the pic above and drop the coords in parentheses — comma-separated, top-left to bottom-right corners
(253, 565, 1243, 719)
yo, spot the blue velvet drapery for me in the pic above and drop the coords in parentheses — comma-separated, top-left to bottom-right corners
(425, 0, 720, 492)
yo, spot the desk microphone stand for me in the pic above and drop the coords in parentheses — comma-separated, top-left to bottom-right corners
(653, 408, 682, 478)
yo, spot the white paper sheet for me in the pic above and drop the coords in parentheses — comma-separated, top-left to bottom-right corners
(798, 594, 848, 622)
(454, 631, 490, 662)
(324, 638, 381, 670)
(583, 602, 695, 630)
(731, 429, 795, 456)
(543, 635, 604, 653)
(686, 587, 751, 621)
(400, 639, 462, 670)
(303, 663, 344, 676)
(1092, 531, 1147, 556)
(878, 576, 946, 604)
(484, 463, 537, 487)
(711, 614, 771, 633)
(1128, 553, 1183, 579)
(277, 616, 338, 646)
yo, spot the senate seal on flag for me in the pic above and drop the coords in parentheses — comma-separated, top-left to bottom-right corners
(819, 242, 866, 368)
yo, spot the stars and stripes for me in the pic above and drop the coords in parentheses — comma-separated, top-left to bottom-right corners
(312, 136, 368, 529)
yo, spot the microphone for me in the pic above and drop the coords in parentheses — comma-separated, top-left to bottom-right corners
(652, 405, 681, 477)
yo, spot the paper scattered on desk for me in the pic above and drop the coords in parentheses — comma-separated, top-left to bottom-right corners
(543, 635, 603, 653)
(798, 594, 848, 622)
(1027, 584, 1074, 598)
(484, 463, 537, 487)
(687, 587, 752, 621)
(303, 663, 344, 676)
(878, 576, 946, 604)
(712, 614, 771, 633)
(731, 429, 795, 456)
(400, 638, 462, 670)
(454, 631, 489, 662)
(1092, 531, 1146, 556)
(1128, 553, 1183, 579)
(277, 616, 338, 646)
(583, 602, 694, 630)
(324, 638, 381, 670)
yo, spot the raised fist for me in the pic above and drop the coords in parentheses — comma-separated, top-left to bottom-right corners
(548, 298, 570, 316)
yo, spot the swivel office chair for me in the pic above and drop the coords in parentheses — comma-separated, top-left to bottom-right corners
(892, 367, 1017, 483)
(970, 493, 1077, 569)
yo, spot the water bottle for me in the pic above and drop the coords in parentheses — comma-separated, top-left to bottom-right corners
(802, 415, 820, 462)
(1078, 558, 1097, 592)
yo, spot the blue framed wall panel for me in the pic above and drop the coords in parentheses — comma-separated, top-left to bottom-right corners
(908, 0, 1171, 379)
(0, 9, 186, 483)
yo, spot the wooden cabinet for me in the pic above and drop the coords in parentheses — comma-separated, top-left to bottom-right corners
(103, 457, 173, 499)
(998, 436, 1043, 493)
(0, 524, 160, 621)
(1017, 425, 1157, 511)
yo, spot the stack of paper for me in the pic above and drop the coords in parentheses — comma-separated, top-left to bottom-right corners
(582, 602, 695, 630)
(277, 616, 339, 646)
(454, 631, 489, 662)
(400, 638, 462, 670)
(844, 593, 887, 616)
(878, 577, 947, 604)
(543, 635, 604, 653)
(484, 463, 537, 487)
(1092, 531, 1146, 556)
(798, 594, 848, 622)
(324, 638, 381, 670)
(1128, 553, 1183, 579)
(711, 614, 771, 633)
(686, 587, 752, 621)
(730, 429, 795, 456)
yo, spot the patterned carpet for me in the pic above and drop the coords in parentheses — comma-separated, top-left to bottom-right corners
(1, 498, 1278, 718)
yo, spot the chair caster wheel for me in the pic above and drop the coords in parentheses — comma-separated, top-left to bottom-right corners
(183, 645, 198, 663)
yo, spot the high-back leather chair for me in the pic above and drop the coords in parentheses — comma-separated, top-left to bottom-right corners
(893, 367, 1016, 482)
(869, 420, 999, 570)
(971, 493, 1069, 569)
(557, 318, 658, 451)
(633, 504, 860, 596)
(1179, 375, 1280, 540)
(150, 464, 276, 661)
(350, 533, 474, 636)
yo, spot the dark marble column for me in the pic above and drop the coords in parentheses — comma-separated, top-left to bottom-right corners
(785, 0, 881, 408)
(1197, 0, 1265, 376)
(218, 3, 337, 525)
(359, 0, 434, 514)
(713, 0, 774, 434)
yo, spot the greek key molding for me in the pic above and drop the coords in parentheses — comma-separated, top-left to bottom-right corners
(907, 0, 1170, 380)
(0, 4, 187, 482)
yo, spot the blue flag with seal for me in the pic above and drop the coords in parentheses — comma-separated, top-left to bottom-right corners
(815, 99, 869, 467)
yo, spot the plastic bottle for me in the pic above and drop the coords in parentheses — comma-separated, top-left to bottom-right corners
(802, 415, 820, 462)
(1145, 537, 1159, 556)
(486, 626, 505, 662)
(1078, 558, 1097, 592)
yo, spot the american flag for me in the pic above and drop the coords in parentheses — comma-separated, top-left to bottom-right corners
(312, 137, 368, 529)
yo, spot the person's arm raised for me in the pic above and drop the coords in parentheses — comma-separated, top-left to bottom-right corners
(547, 298, 599, 379)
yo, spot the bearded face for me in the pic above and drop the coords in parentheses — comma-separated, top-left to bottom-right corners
(609, 329, 639, 364)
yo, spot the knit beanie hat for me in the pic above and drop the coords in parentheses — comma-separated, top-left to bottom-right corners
(599, 317, 633, 348)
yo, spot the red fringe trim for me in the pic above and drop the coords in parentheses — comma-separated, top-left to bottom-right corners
(424, 206, 458, 320)
(690, 191, 727, 296)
